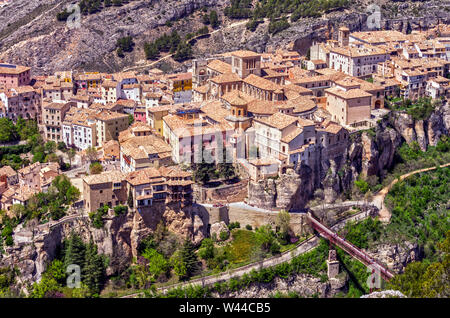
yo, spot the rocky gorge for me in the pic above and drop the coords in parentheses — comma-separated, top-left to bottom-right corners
(247, 102, 450, 211)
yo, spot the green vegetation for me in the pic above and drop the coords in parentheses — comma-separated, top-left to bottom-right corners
(30, 233, 108, 297)
(89, 205, 109, 229)
(56, 0, 124, 21)
(225, 0, 349, 22)
(116, 36, 135, 58)
(385, 97, 440, 120)
(144, 238, 329, 298)
(143, 30, 185, 61)
(0, 175, 80, 252)
(268, 18, 290, 35)
(202, 10, 220, 28)
(0, 118, 42, 170)
(387, 231, 449, 297)
(89, 162, 103, 175)
(0, 267, 16, 297)
(192, 147, 236, 185)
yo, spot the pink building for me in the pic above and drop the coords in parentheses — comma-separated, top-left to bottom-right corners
(0, 64, 31, 89)
(0, 86, 41, 123)
(134, 106, 146, 123)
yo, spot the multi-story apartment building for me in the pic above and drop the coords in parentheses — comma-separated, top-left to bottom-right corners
(42, 101, 71, 142)
(95, 110, 129, 147)
(253, 111, 316, 165)
(0, 86, 41, 122)
(62, 107, 97, 150)
(120, 135, 172, 173)
(42, 81, 74, 102)
(167, 72, 193, 104)
(0, 64, 31, 89)
(83, 170, 127, 213)
(101, 80, 118, 104)
(162, 105, 234, 164)
(325, 85, 372, 127)
(329, 45, 389, 78)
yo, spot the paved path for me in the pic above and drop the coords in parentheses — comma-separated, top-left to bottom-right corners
(120, 209, 372, 298)
(372, 162, 450, 222)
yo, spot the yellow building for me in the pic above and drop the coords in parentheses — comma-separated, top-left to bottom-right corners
(147, 105, 174, 136)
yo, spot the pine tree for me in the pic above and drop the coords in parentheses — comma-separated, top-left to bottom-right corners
(180, 238, 199, 279)
(63, 234, 86, 270)
(127, 188, 134, 208)
(83, 243, 106, 294)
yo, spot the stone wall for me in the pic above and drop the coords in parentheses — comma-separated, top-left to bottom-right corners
(194, 179, 248, 204)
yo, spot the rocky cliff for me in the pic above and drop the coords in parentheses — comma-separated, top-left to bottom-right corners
(213, 272, 348, 298)
(0, 202, 207, 293)
(247, 102, 450, 210)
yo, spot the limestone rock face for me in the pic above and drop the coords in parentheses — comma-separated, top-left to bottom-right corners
(1, 203, 207, 292)
(214, 273, 348, 298)
(393, 112, 416, 145)
(210, 221, 229, 241)
(366, 241, 420, 274)
(247, 165, 315, 211)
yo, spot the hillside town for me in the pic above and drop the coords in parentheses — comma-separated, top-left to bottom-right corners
(0, 25, 449, 217)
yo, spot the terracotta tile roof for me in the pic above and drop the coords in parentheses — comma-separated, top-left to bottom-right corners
(94, 110, 129, 121)
(193, 84, 209, 94)
(290, 96, 317, 113)
(243, 74, 283, 91)
(281, 127, 303, 143)
(83, 170, 126, 185)
(330, 45, 387, 57)
(210, 72, 242, 84)
(325, 87, 372, 99)
(120, 135, 171, 160)
(231, 50, 261, 58)
(201, 100, 230, 123)
(0, 64, 30, 75)
(247, 100, 277, 115)
(12, 185, 37, 202)
(207, 60, 232, 74)
(254, 112, 298, 130)
(221, 90, 253, 106)
(102, 80, 118, 88)
(0, 166, 16, 177)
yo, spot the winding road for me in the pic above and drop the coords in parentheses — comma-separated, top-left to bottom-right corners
(119, 162, 450, 298)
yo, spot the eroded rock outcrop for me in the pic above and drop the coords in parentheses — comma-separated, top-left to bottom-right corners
(0, 202, 206, 292)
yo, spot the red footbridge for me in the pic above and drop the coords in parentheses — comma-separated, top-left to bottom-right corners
(307, 213, 395, 281)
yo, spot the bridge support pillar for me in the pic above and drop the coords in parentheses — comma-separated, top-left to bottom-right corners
(327, 249, 339, 279)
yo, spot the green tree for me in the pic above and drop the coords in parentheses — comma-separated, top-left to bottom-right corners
(44, 141, 57, 154)
(180, 238, 199, 279)
(63, 234, 86, 270)
(83, 243, 106, 294)
(276, 210, 291, 238)
(209, 10, 219, 28)
(0, 118, 18, 143)
(127, 188, 134, 208)
(85, 147, 98, 162)
(170, 250, 187, 277)
(89, 162, 103, 175)
(142, 248, 169, 280)
(198, 238, 215, 260)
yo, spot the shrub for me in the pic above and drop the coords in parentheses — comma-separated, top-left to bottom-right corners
(219, 231, 230, 241)
(245, 224, 253, 231)
(113, 205, 128, 217)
